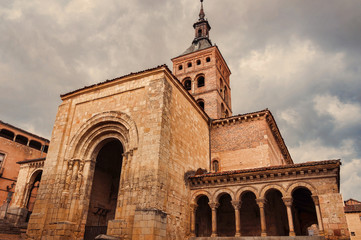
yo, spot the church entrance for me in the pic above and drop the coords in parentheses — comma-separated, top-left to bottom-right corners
(84, 139, 123, 240)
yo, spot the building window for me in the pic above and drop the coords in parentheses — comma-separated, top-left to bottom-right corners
(0, 153, 5, 169)
(29, 140, 42, 150)
(206, 57, 211, 62)
(197, 76, 205, 87)
(184, 79, 191, 91)
(178, 65, 183, 70)
(188, 62, 192, 68)
(198, 29, 202, 37)
(196, 59, 201, 65)
(351, 232, 355, 236)
(15, 134, 28, 145)
(0, 129, 14, 141)
(197, 99, 205, 110)
(212, 160, 219, 172)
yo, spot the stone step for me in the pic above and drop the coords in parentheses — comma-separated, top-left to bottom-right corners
(190, 237, 325, 240)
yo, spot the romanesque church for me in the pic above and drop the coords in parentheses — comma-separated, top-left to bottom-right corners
(7, 1, 349, 240)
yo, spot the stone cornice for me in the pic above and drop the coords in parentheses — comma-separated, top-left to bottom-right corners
(188, 160, 341, 189)
(211, 109, 293, 164)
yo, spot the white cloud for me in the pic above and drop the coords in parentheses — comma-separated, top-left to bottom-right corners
(290, 138, 355, 163)
(314, 94, 361, 128)
(341, 159, 361, 200)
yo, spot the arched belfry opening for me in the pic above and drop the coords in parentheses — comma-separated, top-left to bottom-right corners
(84, 139, 124, 240)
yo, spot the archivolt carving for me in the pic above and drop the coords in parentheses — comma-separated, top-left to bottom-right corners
(259, 184, 287, 198)
(66, 111, 139, 160)
(191, 190, 212, 204)
(235, 186, 259, 200)
(212, 188, 235, 203)
(286, 181, 317, 196)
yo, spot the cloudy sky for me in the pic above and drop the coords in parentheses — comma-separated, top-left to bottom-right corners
(1, 0, 360, 200)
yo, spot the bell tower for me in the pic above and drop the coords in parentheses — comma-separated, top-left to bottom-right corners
(171, 0, 232, 119)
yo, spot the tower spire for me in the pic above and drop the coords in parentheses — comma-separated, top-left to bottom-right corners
(199, 0, 205, 20)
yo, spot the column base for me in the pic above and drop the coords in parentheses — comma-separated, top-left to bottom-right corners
(289, 231, 296, 236)
(235, 233, 241, 237)
(261, 232, 267, 237)
(211, 233, 218, 237)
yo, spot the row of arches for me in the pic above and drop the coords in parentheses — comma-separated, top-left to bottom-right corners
(178, 57, 211, 71)
(191, 186, 323, 237)
(0, 128, 48, 152)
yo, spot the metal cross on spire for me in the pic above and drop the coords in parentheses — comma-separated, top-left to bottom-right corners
(199, 0, 205, 20)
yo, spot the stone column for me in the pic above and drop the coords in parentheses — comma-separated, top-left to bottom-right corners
(209, 202, 219, 237)
(282, 197, 296, 236)
(312, 196, 324, 235)
(232, 200, 241, 237)
(190, 204, 197, 237)
(256, 198, 267, 237)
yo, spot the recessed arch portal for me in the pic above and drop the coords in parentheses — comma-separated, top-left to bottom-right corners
(84, 138, 124, 240)
(25, 170, 43, 222)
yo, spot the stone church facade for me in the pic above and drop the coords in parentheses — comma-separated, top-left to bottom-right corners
(19, 2, 349, 240)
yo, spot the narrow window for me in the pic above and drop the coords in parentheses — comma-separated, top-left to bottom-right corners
(351, 232, 355, 236)
(196, 59, 201, 65)
(178, 65, 183, 70)
(225, 110, 229, 117)
(0, 153, 5, 169)
(212, 160, 219, 172)
(184, 79, 191, 91)
(43, 145, 49, 153)
(197, 99, 205, 110)
(206, 57, 211, 62)
(188, 62, 192, 68)
(198, 29, 202, 37)
(197, 76, 205, 87)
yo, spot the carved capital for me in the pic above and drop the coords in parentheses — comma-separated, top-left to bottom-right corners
(282, 197, 293, 207)
(312, 195, 319, 205)
(208, 202, 219, 210)
(256, 198, 266, 208)
(231, 200, 241, 209)
(190, 203, 198, 212)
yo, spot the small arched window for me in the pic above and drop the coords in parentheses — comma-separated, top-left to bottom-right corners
(206, 57, 211, 62)
(187, 62, 192, 68)
(178, 65, 183, 70)
(212, 160, 219, 172)
(29, 140, 42, 151)
(15, 135, 28, 145)
(0, 129, 14, 141)
(196, 59, 201, 65)
(197, 76, 205, 87)
(197, 99, 205, 110)
(198, 29, 202, 37)
(225, 110, 229, 118)
(224, 88, 228, 103)
(183, 79, 191, 91)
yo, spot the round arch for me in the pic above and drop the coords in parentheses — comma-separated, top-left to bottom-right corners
(286, 182, 318, 197)
(236, 186, 259, 201)
(212, 188, 235, 203)
(191, 190, 212, 204)
(66, 111, 138, 161)
(259, 184, 287, 198)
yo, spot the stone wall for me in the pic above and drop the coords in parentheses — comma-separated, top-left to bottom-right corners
(26, 66, 210, 240)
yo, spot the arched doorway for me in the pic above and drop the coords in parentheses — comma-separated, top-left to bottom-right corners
(240, 191, 261, 236)
(217, 194, 235, 236)
(265, 189, 289, 236)
(195, 195, 212, 237)
(84, 139, 123, 240)
(25, 170, 42, 222)
(292, 188, 318, 236)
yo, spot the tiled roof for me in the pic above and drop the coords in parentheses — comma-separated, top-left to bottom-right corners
(344, 204, 361, 213)
(17, 157, 46, 164)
